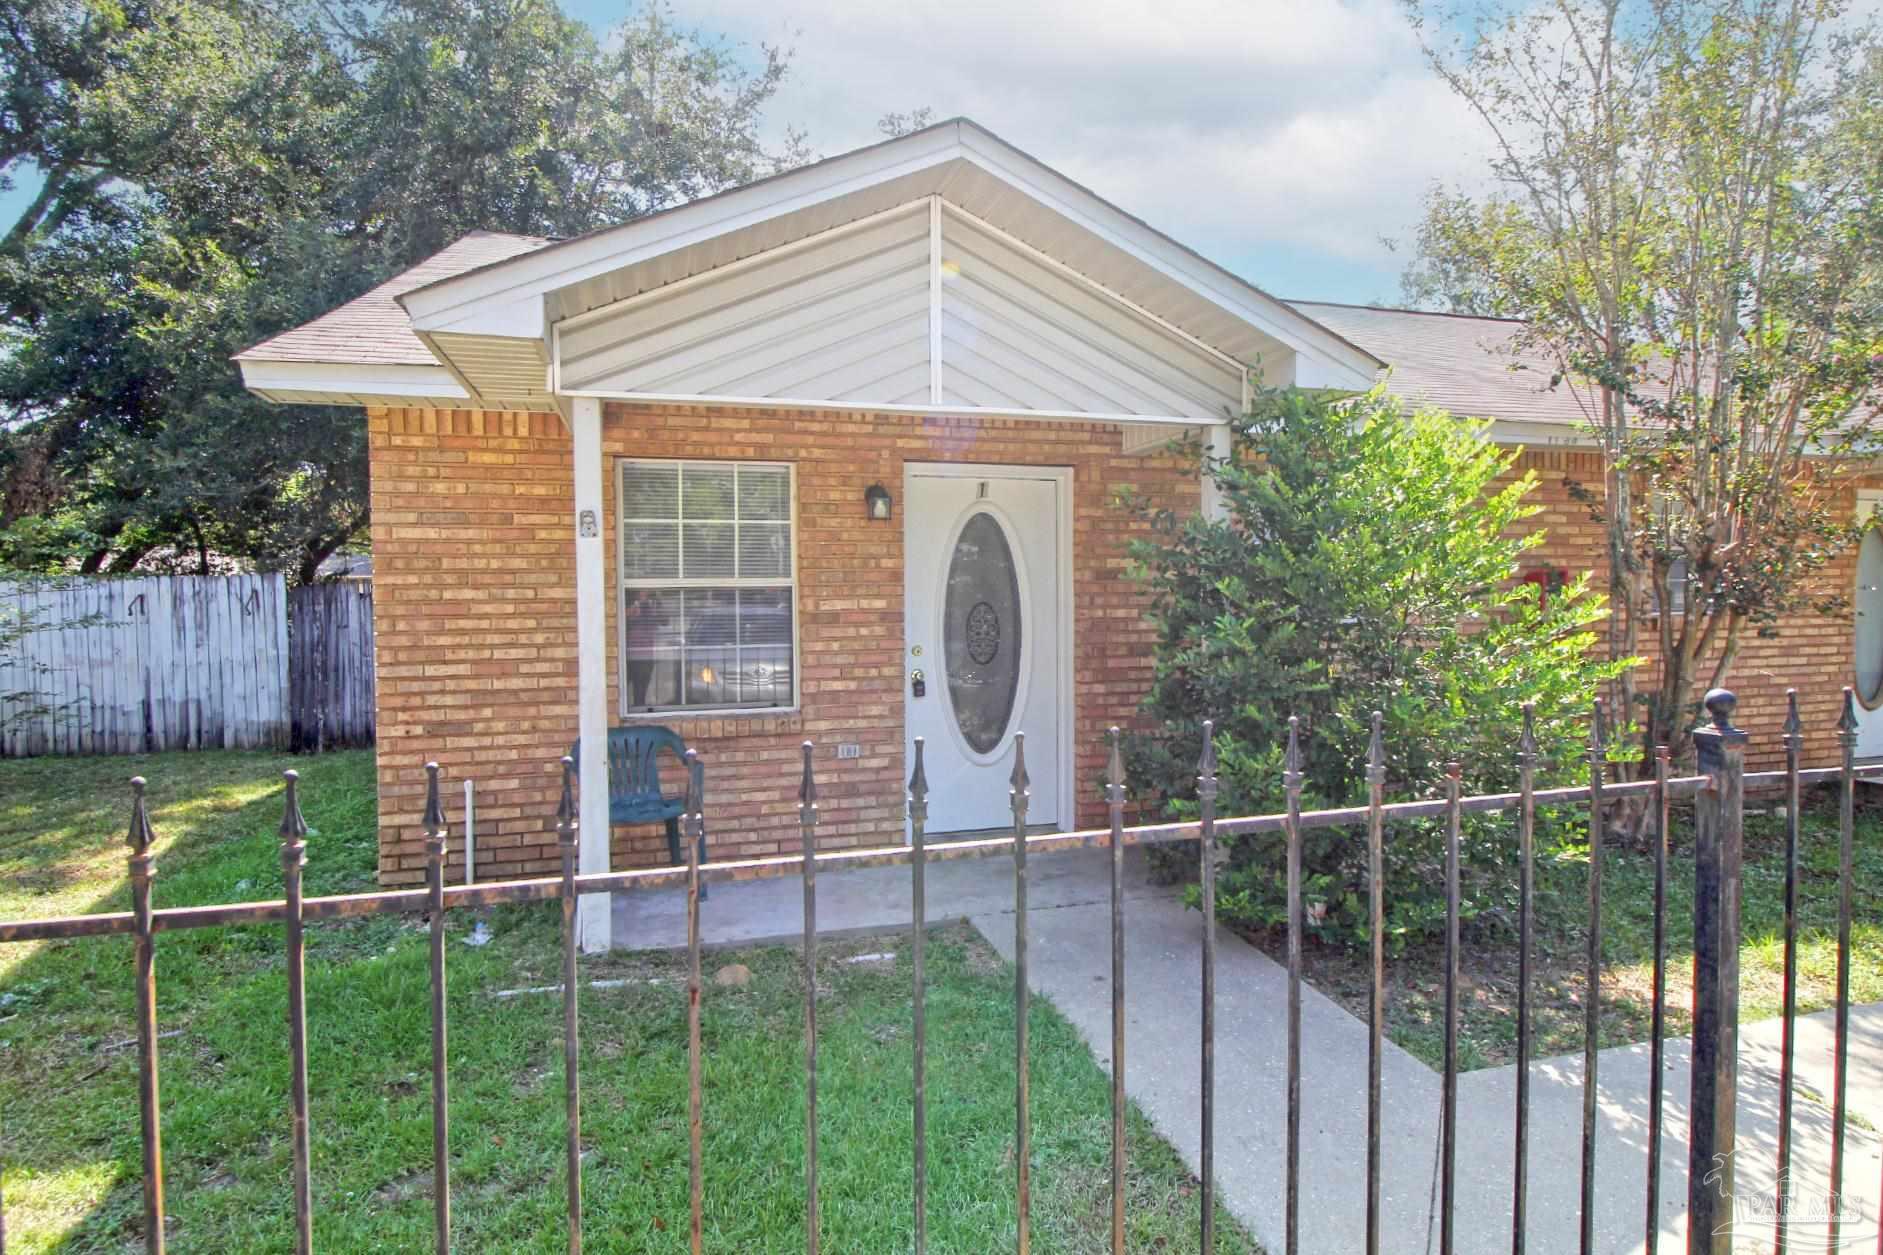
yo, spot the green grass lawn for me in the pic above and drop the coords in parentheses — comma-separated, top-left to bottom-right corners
(1289, 793, 1883, 1070)
(0, 750, 1254, 1252)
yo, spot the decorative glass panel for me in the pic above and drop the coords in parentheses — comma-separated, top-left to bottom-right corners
(1856, 529, 1883, 705)
(943, 511, 1022, 754)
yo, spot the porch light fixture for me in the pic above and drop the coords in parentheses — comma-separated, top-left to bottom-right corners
(865, 483, 893, 521)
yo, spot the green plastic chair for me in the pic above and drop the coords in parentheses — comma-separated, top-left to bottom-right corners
(569, 727, 705, 877)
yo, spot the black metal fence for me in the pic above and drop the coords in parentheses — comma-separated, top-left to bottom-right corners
(0, 685, 1868, 1254)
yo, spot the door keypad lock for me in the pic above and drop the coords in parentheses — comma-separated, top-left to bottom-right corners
(910, 668, 926, 698)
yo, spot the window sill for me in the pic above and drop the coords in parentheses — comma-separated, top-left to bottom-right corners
(617, 706, 802, 727)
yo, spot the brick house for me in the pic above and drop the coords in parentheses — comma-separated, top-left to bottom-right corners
(236, 118, 1873, 949)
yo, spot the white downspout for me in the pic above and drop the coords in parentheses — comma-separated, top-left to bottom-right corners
(463, 778, 475, 885)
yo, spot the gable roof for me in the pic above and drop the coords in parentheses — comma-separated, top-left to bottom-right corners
(391, 119, 1383, 392)
(242, 123, 1610, 430)
(1286, 301, 1594, 431)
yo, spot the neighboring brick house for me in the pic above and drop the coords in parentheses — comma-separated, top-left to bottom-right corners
(237, 118, 1871, 949)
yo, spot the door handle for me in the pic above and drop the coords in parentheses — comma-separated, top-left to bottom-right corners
(910, 668, 926, 698)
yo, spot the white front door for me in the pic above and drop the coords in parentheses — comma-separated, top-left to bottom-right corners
(1854, 492, 1883, 757)
(904, 466, 1066, 833)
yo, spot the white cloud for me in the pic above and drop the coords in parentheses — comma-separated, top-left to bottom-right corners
(669, 0, 1493, 302)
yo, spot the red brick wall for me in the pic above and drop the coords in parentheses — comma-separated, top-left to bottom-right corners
(367, 403, 1197, 886)
(366, 411, 1861, 887)
(1508, 448, 1865, 770)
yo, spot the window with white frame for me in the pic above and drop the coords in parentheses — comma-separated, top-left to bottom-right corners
(618, 459, 796, 713)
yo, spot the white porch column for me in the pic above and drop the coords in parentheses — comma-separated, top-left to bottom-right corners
(571, 395, 611, 952)
(1200, 423, 1233, 522)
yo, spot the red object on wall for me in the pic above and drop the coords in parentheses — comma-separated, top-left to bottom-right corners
(1520, 566, 1570, 606)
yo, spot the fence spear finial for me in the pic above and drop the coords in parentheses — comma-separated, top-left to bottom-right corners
(908, 737, 929, 822)
(422, 762, 447, 846)
(1198, 720, 1219, 801)
(1366, 711, 1385, 785)
(1519, 702, 1538, 766)
(1838, 686, 1860, 743)
(799, 741, 816, 811)
(1589, 698, 1607, 763)
(1010, 732, 1030, 802)
(1106, 727, 1126, 807)
(555, 756, 576, 845)
(127, 777, 157, 856)
(1284, 715, 1302, 788)
(685, 748, 704, 821)
(279, 770, 308, 846)
(1784, 689, 1803, 745)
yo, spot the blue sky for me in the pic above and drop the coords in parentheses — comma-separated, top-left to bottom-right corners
(572, 0, 1494, 305)
(2, 1, 1494, 306)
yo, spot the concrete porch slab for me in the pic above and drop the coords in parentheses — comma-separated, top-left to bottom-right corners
(610, 842, 1178, 951)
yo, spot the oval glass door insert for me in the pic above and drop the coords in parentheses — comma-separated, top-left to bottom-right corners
(1857, 528, 1883, 705)
(944, 510, 1023, 754)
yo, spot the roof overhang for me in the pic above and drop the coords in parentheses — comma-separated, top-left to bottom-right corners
(239, 359, 471, 409)
(394, 119, 1381, 417)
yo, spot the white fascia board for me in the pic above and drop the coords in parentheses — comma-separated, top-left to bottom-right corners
(561, 388, 1223, 428)
(399, 125, 969, 334)
(237, 357, 470, 401)
(1488, 419, 1597, 447)
(952, 124, 1382, 392)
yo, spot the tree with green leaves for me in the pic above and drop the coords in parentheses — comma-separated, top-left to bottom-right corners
(0, 0, 805, 581)
(1401, 0, 1883, 776)
(1126, 386, 1627, 944)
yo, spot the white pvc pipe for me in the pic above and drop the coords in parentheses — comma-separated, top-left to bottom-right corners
(463, 778, 476, 885)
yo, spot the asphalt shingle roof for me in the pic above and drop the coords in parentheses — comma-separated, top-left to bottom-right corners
(1286, 300, 1592, 427)
(234, 231, 554, 366)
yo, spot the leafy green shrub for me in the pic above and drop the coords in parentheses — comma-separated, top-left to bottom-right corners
(1123, 385, 1632, 949)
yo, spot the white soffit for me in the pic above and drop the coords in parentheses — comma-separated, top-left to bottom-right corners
(937, 204, 1241, 419)
(558, 200, 933, 404)
(555, 197, 1247, 423)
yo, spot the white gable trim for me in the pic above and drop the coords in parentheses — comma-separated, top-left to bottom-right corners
(548, 194, 1249, 423)
(398, 120, 1381, 392)
(401, 126, 966, 335)
(949, 125, 1373, 389)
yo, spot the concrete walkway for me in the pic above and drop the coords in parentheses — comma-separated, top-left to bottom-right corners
(613, 847, 1883, 1253)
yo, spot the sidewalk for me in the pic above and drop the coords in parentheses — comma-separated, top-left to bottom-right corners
(613, 845, 1883, 1253)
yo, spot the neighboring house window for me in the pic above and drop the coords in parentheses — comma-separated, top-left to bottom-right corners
(1657, 556, 1692, 615)
(618, 460, 796, 713)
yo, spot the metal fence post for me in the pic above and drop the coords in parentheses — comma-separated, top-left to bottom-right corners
(127, 779, 166, 1255)
(555, 758, 583, 1255)
(422, 764, 451, 1254)
(279, 772, 314, 1255)
(1688, 688, 1747, 1254)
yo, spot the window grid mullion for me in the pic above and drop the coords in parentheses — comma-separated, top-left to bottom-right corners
(618, 457, 796, 714)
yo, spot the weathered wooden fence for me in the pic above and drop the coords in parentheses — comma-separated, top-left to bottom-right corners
(287, 582, 375, 753)
(1, 574, 290, 756)
(1, 573, 375, 757)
